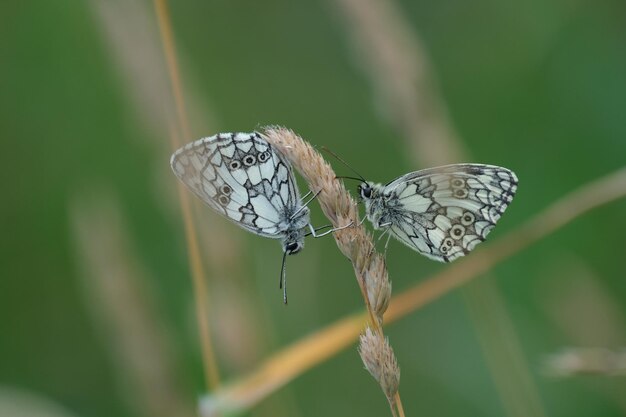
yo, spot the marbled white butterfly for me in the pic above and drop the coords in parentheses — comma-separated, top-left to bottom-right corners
(356, 164, 518, 262)
(171, 132, 333, 303)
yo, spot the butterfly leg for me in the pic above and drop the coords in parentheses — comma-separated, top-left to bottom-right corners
(374, 223, 393, 255)
(290, 190, 322, 220)
(305, 224, 333, 237)
(307, 221, 353, 238)
(384, 232, 392, 256)
(299, 190, 313, 201)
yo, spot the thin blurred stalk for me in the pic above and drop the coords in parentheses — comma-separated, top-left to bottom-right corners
(462, 275, 547, 417)
(539, 260, 626, 409)
(152, 0, 220, 389)
(171, 127, 221, 390)
(463, 280, 547, 417)
(331, 1, 546, 415)
(544, 347, 626, 376)
(90, 2, 297, 414)
(0, 387, 80, 417)
(331, 0, 466, 166)
(70, 191, 194, 417)
(153, 0, 191, 141)
(88, 0, 223, 399)
(201, 166, 626, 414)
(200, 312, 366, 416)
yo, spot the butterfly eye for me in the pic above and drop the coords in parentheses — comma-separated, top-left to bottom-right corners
(360, 185, 372, 199)
(229, 160, 241, 170)
(285, 242, 300, 254)
(220, 184, 232, 195)
(243, 154, 257, 166)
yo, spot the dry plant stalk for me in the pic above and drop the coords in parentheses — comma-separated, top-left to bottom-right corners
(70, 191, 194, 417)
(91, 0, 223, 389)
(152, 0, 223, 389)
(261, 126, 403, 415)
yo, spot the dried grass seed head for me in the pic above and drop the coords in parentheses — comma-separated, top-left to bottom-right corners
(359, 327, 400, 402)
(364, 255, 392, 321)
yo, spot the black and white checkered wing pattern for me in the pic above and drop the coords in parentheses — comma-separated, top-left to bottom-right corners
(170, 132, 301, 238)
(383, 164, 517, 262)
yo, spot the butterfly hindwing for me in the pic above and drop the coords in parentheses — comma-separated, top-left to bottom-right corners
(170, 132, 301, 238)
(372, 164, 517, 262)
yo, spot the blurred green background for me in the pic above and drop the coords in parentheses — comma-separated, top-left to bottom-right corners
(2, 1, 626, 416)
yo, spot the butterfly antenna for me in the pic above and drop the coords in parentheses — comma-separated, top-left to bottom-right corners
(320, 146, 367, 182)
(335, 175, 365, 182)
(279, 250, 288, 305)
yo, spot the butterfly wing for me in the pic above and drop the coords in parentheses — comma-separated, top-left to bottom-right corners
(383, 164, 517, 262)
(170, 132, 302, 238)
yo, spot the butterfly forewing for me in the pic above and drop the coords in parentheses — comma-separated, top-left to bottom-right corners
(372, 164, 517, 262)
(170, 132, 303, 238)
